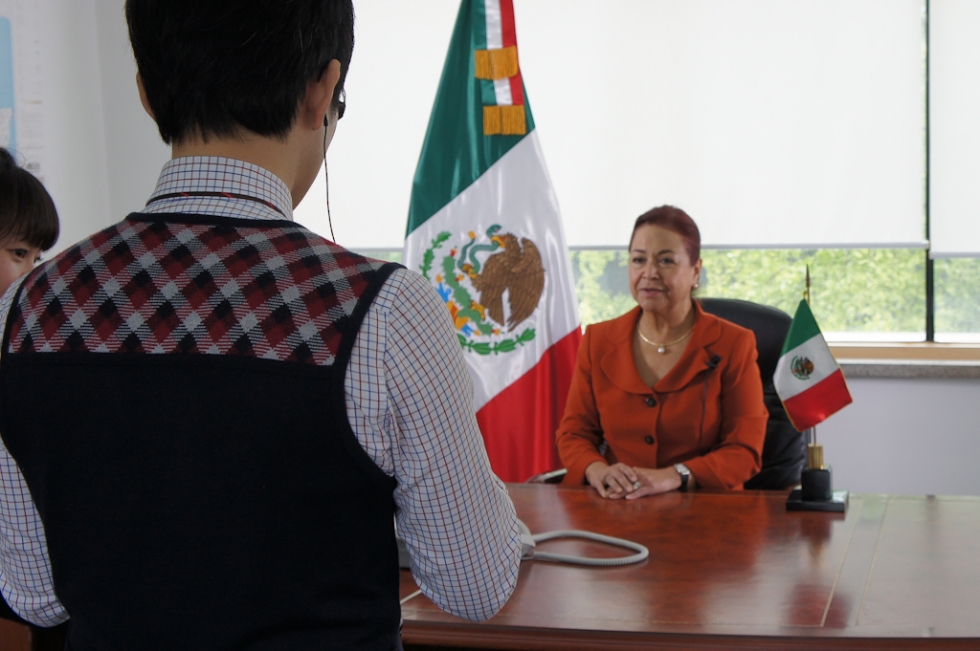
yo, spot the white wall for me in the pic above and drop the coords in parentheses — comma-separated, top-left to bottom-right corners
(19, 0, 165, 258)
(22, 0, 170, 256)
(37, 0, 111, 256)
(293, 0, 459, 243)
(820, 377, 980, 496)
(93, 0, 168, 223)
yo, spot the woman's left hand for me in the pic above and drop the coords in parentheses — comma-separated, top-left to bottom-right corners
(625, 466, 696, 499)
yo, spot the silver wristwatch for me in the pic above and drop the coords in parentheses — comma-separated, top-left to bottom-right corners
(674, 463, 691, 491)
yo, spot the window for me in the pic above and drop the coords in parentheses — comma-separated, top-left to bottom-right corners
(569, 249, 926, 340)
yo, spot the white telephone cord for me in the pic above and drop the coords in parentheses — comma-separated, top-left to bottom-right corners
(518, 521, 649, 566)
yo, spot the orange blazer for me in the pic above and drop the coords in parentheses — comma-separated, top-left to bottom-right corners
(557, 301, 768, 490)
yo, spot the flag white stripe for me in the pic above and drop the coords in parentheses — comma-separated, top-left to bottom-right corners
(773, 334, 839, 401)
(484, 0, 503, 49)
(403, 132, 579, 411)
(493, 78, 513, 105)
(484, 0, 512, 105)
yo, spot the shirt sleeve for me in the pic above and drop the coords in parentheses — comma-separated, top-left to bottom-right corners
(345, 268, 522, 622)
(0, 278, 69, 626)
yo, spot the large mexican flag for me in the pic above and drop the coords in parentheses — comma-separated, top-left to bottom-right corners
(404, 0, 581, 482)
(773, 299, 853, 432)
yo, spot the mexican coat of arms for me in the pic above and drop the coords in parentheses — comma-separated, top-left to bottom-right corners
(420, 225, 545, 355)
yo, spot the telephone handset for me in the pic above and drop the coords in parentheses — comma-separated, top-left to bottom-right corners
(396, 519, 648, 568)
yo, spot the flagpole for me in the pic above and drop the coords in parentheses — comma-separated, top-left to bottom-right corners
(805, 264, 810, 306)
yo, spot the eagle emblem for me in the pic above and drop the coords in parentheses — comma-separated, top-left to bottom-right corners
(420, 226, 545, 355)
(791, 356, 814, 380)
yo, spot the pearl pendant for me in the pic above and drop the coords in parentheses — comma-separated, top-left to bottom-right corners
(657, 346, 666, 354)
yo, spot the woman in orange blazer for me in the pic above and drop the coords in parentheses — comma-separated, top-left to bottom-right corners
(557, 206, 767, 498)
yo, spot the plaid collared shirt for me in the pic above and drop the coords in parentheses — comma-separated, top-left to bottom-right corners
(0, 157, 521, 626)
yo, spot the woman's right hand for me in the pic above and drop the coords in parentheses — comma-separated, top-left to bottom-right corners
(585, 461, 640, 499)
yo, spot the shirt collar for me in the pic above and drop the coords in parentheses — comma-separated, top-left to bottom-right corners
(143, 156, 294, 222)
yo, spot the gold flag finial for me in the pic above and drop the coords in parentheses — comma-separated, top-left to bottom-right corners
(804, 264, 811, 305)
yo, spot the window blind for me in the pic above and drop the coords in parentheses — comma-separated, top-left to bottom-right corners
(297, 0, 926, 252)
(929, 0, 980, 258)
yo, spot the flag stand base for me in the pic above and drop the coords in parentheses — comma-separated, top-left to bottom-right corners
(787, 466, 848, 512)
(786, 488, 849, 512)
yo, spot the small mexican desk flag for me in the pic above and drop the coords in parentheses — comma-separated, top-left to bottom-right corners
(404, 0, 582, 482)
(774, 300, 853, 432)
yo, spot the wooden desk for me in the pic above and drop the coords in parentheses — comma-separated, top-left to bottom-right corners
(400, 484, 980, 650)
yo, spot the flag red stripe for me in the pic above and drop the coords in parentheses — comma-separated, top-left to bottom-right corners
(782, 369, 853, 432)
(509, 74, 525, 105)
(499, 0, 523, 104)
(499, 0, 517, 47)
(476, 328, 582, 482)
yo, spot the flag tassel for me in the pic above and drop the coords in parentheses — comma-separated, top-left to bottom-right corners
(483, 105, 527, 136)
(474, 46, 519, 80)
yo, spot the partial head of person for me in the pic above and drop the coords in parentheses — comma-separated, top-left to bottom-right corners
(628, 205, 702, 317)
(125, 0, 354, 204)
(0, 148, 59, 296)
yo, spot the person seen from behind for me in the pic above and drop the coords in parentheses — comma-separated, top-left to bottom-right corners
(0, 2, 520, 649)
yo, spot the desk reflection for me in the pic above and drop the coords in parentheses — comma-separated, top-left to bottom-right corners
(401, 486, 980, 649)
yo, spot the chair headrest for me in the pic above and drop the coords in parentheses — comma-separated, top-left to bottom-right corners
(698, 298, 791, 384)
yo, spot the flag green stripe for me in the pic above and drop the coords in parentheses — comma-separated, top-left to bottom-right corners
(781, 299, 822, 354)
(406, 0, 536, 237)
(474, 0, 487, 49)
(480, 78, 499, 106)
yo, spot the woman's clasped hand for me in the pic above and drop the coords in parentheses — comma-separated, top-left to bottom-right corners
(584, 461, 696, 500)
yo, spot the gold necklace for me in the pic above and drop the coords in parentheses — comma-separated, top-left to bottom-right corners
(636, 323, 695, 354)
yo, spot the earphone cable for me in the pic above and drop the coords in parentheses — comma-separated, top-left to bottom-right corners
(323, 127, 336, 243)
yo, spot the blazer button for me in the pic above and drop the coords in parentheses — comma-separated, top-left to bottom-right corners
(645, 396, 657, 407)
(644, 435, 655, 445)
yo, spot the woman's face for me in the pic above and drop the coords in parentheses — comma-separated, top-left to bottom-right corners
(628, 224, 701, 316)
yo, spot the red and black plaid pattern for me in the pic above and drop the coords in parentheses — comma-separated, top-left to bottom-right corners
(6, 218, 387, 366)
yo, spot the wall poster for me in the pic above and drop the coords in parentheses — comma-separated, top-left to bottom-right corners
(0, 0, 43, 178)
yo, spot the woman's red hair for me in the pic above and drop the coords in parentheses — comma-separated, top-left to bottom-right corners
(629, 205, 700, 262)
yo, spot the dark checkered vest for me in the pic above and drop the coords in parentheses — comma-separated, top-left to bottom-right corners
(0, 214, 403, 651)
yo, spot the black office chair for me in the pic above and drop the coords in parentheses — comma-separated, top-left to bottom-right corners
(699, 298, 805, 490)
(528, 298, 806, 490)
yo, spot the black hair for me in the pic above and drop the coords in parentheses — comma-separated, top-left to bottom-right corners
(0, 148, 60, 251)
(125, 0, 355, 145)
